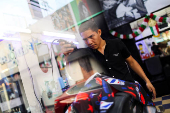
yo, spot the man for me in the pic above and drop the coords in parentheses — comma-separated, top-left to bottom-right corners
(151, 42, 162, 56)
(60, 20, 156, 99)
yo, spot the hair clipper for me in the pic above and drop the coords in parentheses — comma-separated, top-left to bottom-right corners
(58, 39, 77, 50)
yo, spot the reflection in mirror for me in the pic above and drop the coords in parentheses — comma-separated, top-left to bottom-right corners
(51, 39, 77, 92)
(35, 43, 52, 73)
(0, 41, 29, 113)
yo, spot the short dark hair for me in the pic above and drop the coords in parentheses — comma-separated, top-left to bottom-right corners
(152, 42, 155, 45)
(67, 48, 93, 72)
(79, 20, 98, 34)
(78, 57, 92, 72)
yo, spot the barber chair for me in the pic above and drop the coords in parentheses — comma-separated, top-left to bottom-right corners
(108, 92, 141, 113)
(67, 48, 156, 113)
(144, 56, 170, 97)
(108, 92, 156, 113)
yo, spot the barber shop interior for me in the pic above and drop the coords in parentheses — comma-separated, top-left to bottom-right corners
(1, 0, 170, 113)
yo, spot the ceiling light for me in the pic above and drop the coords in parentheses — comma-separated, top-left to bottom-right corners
(0, 27, 31, 33)
(46, 39, 79, 45)
(0, 37, 21, 41)
(43, 31, 76, 39)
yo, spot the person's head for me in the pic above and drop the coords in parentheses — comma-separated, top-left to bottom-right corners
(138, 43, 143, 50)
(79, 20, 102, 49)
(152, 42, 155, 45)
(67, 49, 105, 81)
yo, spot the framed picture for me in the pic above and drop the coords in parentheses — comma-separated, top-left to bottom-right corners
(99, 0, 148, 29)
(51, 5, 76, 32)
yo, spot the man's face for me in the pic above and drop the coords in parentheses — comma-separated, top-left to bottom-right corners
(80, 29, 102, 49)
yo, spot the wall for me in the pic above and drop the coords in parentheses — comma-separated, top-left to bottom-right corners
(19, 33, 63, 109)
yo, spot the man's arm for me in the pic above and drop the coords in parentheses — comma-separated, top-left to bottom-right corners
(126, 55, 156, 99)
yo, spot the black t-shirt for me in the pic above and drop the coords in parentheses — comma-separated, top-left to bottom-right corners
(151, 45, 162, 55)
(90, 38, 134, 82)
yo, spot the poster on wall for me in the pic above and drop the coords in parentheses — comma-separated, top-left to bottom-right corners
(98, 0, 147, 30)
(51, 5, 76, 32)
(70, 0, 104, 23)
(144, 37, 155, 55)
(136, 37, 155, 60)
(144, 0, 170, 13)
(70, 0, 92, 23)
(136, 40, 150, 60)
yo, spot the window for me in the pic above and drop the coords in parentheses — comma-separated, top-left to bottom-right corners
(67, 79, 102, 95)
(80, 79, 102, 92)
(67, 82, 85, 95)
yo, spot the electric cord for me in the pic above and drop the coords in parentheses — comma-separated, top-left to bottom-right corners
(22, 48, 45, 112)
(28, 67, 45, 112)
(50, 46, 54, 80)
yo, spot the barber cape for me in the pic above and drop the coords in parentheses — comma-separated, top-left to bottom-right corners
(66, 73, 155, 113)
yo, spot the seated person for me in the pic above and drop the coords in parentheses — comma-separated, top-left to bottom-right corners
(65, 48, 156, 113)
(151, 42, 162, 56)
(59, 20, 156, 113)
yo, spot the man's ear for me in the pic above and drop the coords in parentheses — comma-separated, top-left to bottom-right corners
(98, 29, 102, 36)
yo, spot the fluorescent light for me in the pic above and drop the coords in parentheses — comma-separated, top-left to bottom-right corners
(0, 37, 21, 41)
(0, 27, 31, 33)
(1, 66, 17, 73)
(43, 31, 76, 39)
(1, 69, 9, 73)
(46, 39, 79, 45)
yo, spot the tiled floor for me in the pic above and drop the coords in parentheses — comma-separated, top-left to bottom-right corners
(153, 95, 170, 113)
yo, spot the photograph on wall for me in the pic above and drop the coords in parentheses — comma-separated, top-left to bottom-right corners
(51, 5, 76, 32)
(136, 40, 151, 60)
(99, 0, 148, 29)
(136, 37, 156, 60)
(70, 0, 92, 23)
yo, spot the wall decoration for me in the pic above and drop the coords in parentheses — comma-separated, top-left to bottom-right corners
(27, 38, 39, 54)
(148, 19, 159, 37)
(136, 40, 153, 60)
(110, 14, 170, 39)
(51, 5, 76, 32)
(71, 0, 92, 23)
(99, 0, 147, 29)
(56, 54, 65, 70)
(0, 42, 18, 65)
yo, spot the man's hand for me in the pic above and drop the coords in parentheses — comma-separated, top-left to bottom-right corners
(59, 41, 74, 56)
(146, 81, 156, 99)
(126, 56, 157, 99)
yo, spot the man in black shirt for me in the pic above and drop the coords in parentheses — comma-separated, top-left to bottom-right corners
(89, 39, 135, 82)
(151, 42, 162, 56)
(60, 20, 156, 99)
